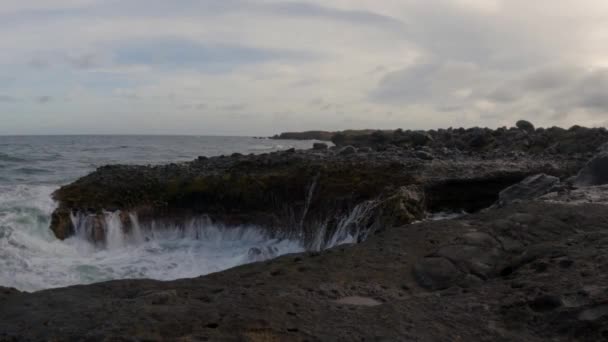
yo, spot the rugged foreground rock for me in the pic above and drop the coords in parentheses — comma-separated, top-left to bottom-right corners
(2, 200, 608, 341)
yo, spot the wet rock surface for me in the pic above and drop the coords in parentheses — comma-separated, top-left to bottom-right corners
(48, 145, 580, 246)
(2, 201, 608, 341)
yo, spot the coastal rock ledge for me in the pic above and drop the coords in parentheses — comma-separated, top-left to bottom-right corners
(50, 147, 577, 249)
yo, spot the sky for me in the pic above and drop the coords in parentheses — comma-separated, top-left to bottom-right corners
(1, 0, 608, 135)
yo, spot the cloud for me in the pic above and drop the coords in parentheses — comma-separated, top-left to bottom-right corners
(66, 53, 104, 69)
(0, 95, 17, 102)
(112, 38, 316, 72)
(2, 1, 608, 134)
(261, 1, 405, 30)
(218, 103, 246, 111)
(370, 59, 484, 109)
(36, 96, 52, 103)
(480, 66, 608, 113)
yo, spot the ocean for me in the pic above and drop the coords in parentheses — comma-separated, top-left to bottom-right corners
(0, 135, 318, 292)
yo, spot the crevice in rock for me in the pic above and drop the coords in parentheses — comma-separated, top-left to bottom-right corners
(424, 174, 532, 213)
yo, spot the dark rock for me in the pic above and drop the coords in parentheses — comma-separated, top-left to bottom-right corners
(516, 120, 535, 133)
(528, 295, 562, 312)
(415, 151, 434, 160)
(578, 305, 608, 321)
(275, 124, 608, 158)
(312, 142, 328, 151)
(377, 185, 426, 226)
(3, 202, 608, 341)
(410, 131, 433, 146)
(496, 174, 560, 207)
(575, 151, 608, 186)
(50, 208, 74, 240)
(272, 131, 334, 141)
(468, 128, 492, 148)
(338, 146, 356, 156)
(413, 257, 462, 290)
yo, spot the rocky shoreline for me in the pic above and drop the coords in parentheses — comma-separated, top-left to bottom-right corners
(2, 123, 608, 340)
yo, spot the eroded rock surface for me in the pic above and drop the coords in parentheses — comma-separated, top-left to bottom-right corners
(496, 173, 562, 207)
(2, 202, 607, 341)
(49, 148, 578, 248)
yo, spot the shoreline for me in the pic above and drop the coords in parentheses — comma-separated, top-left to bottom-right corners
(2, 123, 608, 340)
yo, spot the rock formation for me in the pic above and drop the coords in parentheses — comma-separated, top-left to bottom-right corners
(2, 123, 608, 341)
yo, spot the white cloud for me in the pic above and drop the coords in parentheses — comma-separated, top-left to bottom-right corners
(1, 0, 608, 134)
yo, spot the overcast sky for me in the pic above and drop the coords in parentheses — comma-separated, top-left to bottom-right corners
(1, 0, 608, 135)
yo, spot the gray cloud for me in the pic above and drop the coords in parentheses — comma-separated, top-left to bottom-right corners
(0, 95, 17, 102)
(2, 1, 608, 134)
(113, 38, 317, 72)
(66, 53, 103, 69)
(28, 57, 51, 69)
(370, 60, 482, 107)
(481, 67, 608, 113)
(218, 103, 246, 111)
(263, 1, 405, 30)
(36, 96, 52, 104)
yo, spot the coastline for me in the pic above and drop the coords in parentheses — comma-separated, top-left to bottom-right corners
(2, 124, 608, 340)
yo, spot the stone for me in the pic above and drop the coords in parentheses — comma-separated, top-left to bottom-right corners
(578, 305, 608, 321)
(415, 151, 434, 160)
(410, 131, 433, 146)
(496, 174, 560, 207)
(574, 152, 608, 186)
(312, 143, 328, 151)
(334, 297, 382, 307)
(140, 290, 179, 305)
(378, 185, 426, 226)
(338, 146, 357, 156)
(468, 130, 490, 148)
(516, 120, 535, 133)
(50, 209, 74, 240)
(413, 257, 462, 290)
(435, 244, 502, 279)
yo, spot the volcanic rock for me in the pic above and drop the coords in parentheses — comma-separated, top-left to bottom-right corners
(575, 150, 608, 186)
(516, 120, 535, 133)
(496, 173, 561, 207)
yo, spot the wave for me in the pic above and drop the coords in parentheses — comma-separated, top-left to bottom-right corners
(0, 186, 306, 292)
(0, 152, 27, 163)
(14, 167, 53, 175)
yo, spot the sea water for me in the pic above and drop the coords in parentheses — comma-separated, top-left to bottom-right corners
(0, 135, 318, 292)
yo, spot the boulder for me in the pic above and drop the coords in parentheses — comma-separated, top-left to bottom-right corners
(468, 131, 490, 148)
(415, 151, 434, 161)
(516, 120, 535, 133)
(377, 186, 426, 226)
(574, 151, 608, 186)
(496, 174, 560, 207)
(410, 131, 433, 147)
(338, 146, 357, 156)
(312, 143, 328, 151)
(413, 257, 463, 290)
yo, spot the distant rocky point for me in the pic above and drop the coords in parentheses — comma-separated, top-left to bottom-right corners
(273, 121, 608, 156)
(271, 130, 335, 141)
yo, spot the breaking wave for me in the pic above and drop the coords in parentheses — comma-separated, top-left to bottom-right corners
(0, 135, 325, 292)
